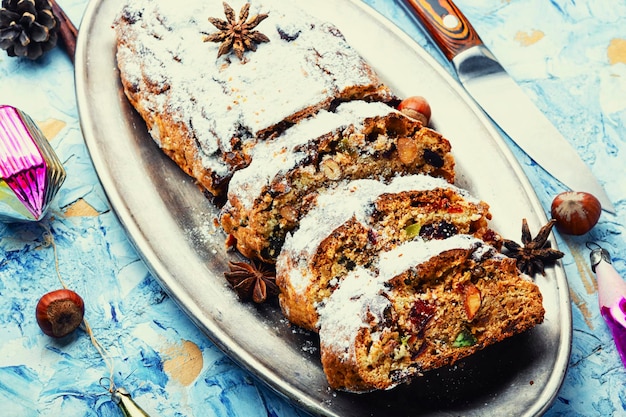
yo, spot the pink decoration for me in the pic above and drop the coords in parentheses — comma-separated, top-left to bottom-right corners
(0, 105, 66, 222)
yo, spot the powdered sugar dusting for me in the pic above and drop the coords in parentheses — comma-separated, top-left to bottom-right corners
(318, 267, 389, 360)
(226, 101, 396, 210)
(378, 235, 486, 280)
(114, 0, 389, 187)
(317, 235, 500, 358)
(277, 178, 385, 293)
(277, 174, 483, 295)
(287, 179, 384, 258)
(386, 174, 479, 203)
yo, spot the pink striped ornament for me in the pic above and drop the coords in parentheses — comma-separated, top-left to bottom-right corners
(0, 105, 66, 222)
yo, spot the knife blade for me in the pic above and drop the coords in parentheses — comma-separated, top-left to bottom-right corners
(398, 0, 615, 213)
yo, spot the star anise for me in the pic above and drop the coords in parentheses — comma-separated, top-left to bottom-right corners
(502, 218, 564, 276)
(224, 260, 279, 303)
(203, 2, 269, 61)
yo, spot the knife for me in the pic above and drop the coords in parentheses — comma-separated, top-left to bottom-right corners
(398, 0, 615, 213)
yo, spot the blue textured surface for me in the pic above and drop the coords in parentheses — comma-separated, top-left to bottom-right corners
(1, 0, 625, 416)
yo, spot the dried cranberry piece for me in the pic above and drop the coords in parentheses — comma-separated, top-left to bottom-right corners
(409, 299, 435, 335)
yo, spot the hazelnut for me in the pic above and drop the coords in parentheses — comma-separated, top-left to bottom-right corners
(320, 158, 341, 180)
(551, 191, 601, 235)
(36, 289, 85, 338)
(397, 96, 432, 125)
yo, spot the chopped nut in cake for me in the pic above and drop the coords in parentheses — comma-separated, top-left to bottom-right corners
(318, 235, 545, 392)
(114, 0, 547, 397)
(276, 174, 496, 331)
(220, 101, 455, 263)
(114, 0, 395, 196)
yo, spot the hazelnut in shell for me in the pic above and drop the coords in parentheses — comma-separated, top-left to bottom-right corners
(397, 96, 431, 125)
(36, 289, 85, 338)
(550, 191, 601, 235)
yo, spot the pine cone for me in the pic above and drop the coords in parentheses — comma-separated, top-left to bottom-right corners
(0, 0, 58, 60)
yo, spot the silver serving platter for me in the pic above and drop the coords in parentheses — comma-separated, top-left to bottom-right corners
(75, 0, 572, 415)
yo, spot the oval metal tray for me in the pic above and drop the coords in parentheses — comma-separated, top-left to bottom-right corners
(75, 1, 572, 415)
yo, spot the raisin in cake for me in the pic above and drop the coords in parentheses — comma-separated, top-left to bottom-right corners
(276, 174, 499, 331)
(220, 101, 455, 262)
(318, 235, 545, 392)
(114, 0, 394, 196)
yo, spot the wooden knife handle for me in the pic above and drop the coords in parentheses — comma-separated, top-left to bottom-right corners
(402, 0, 483, 61)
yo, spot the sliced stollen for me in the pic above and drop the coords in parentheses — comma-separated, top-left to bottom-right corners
(318, 235, 545, 393)
(220, 101, 455, 262)
(114, 0, 395, 196)
(276, 174, 498, 331)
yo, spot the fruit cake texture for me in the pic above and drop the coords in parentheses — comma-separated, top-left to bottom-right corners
(113, 0, 394, 196)
(114, 0, 546, 395)
(220, 101, 455, 263)
(276, 174, 498, 331)
(318, 235, 545, 392)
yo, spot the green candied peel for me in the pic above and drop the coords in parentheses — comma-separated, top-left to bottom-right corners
(404, 222, 422, 239)
(453, 328, 477, 347)
(393, 335, 412, 360)
(336, 137, 357, 156)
